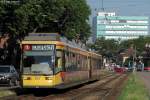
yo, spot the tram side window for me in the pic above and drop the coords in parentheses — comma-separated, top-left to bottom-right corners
(87, 57, 90, 70)
(99, 59, 102, 69)
(56, 50, 63, 72)
(72, 53, 77, 71)
(84, 56, 88, 70)
(87, 57, 89, 69)
(94, 59, 97, 69)
(68, 51, 72, 71)
(80, 55, 82, 70)
(96, 59, 99, 69)
(82, 56, 86, 70)
(81, 55, 84, 70)
(92, 58, 94, 69)
(68, 52, 77, 71)
(71, 53, 74, 70)
(80, 55, 86, 71)
(78, 54, 81, 70)
(90, 57, 93, 69)
(95, 59, 98, 69)
(85, 56, 88, 70)
(82, 56, 85, 70)
(92, 59, 95, 69)
(77, 54, 80, 69)
(65, 51, 70, 71)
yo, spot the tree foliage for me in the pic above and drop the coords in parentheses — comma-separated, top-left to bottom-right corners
(88, 37, 119, 56)
(119, 36, 150, 54)
(0, 0, 91, 41)
(0, 0, 91, 66)
(89, 36, 150, 58)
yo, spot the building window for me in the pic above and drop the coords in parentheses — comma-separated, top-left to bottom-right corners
(119, 20, 127, 23)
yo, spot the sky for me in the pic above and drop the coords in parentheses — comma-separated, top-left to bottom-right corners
(86, 0, 150, 24)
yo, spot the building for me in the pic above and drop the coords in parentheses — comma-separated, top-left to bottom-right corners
(93, 12, 149, 42)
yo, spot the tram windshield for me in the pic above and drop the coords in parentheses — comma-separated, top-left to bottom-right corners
(22, 44, 55, 75)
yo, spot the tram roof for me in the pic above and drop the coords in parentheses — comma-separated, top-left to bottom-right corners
(23, 33, 102, 57)
(23, 33, 87, 49)
(24, 33, 60, 41)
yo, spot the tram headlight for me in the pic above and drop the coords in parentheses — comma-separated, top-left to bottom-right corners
(23, 77, 31, 80)
(45, 77, 51, 80)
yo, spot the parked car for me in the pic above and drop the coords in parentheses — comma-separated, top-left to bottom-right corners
(0, 65, 19, 86)
(127, 67, 133, 72)
(144, 66, 150, 71)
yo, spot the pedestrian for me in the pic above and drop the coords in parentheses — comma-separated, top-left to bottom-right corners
(139, 61, 144, 71)
(133, 61, 136, 72)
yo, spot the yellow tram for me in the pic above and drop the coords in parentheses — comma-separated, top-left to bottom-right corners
(21, 33, 102, 88)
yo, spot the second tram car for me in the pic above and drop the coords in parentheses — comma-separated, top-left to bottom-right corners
(21, 33, 102, 88)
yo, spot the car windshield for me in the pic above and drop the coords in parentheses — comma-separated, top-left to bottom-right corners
(0, 67, 10, 73)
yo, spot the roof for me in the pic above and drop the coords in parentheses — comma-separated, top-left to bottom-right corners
(23, 33, 102, 56)
(24, 33, 60, 41)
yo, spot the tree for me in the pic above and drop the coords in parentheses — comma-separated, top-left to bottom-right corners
(0, 0, 91, 67)
(0, 0, 91, 41)
(119, 36, 150, 55)
(14, 0, 91, 40)
(90, 37, 119, 56)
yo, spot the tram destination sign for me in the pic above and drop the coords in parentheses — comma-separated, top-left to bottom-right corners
(32, 44, 55, 51)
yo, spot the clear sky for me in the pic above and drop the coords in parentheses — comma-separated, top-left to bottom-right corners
(86, 0, 150, 24)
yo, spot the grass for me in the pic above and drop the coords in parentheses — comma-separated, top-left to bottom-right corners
(118, 73, 150, 100)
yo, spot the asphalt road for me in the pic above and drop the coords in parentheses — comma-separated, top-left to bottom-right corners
(137, 71, 150, 94)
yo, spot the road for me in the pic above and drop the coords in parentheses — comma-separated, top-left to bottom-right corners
(137, 72, 150, 94)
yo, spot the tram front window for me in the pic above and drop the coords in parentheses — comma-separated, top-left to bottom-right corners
(23, 54, 55, 75)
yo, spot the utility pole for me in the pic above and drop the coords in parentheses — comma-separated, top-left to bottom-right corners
(132, 45, 137, 72)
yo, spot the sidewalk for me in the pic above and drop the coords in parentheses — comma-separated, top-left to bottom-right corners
(137, 72, 150, 95)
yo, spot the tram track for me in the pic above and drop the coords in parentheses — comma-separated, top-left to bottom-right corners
(38, 73, 127, 100)
(2, 73, 128, 100)
(68, 74, 127, 100)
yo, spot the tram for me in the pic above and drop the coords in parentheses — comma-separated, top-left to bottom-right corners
(20, 33, 102, 88)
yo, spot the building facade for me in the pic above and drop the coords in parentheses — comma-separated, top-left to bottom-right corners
(93, 12, 149, 42)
